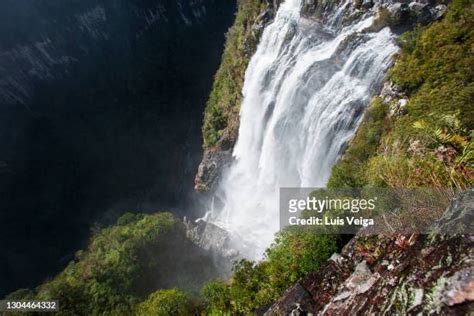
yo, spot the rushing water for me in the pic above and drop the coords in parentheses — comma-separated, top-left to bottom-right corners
(207, 0, 399, 259)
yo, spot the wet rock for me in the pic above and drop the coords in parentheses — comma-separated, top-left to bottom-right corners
(373, 0, 443, 32)
(184, 217, 239, 260)
(408, 1, 427, 13)
(432, 4, 447, 20)
(301, 0, 338, 20)
(388, 2, 410, 26)
(254, 8, 275, 31)
(353, 0, 363, 9)
(275, 0, 283, 7)
(362, 0, 374, 9)
(410, 1, 435, 25)
(183, 218, 237, 278)
(194, 149, 232, 192)
(335, 33, 369, 63)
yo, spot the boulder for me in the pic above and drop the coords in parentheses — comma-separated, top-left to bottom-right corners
(184, 217, 239, 259)
(432, 4, 448, 20)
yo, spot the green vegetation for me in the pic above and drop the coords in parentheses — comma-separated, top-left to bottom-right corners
(7, 1, 473, 315)
(202, 228, 337, 314)
(203, 0, 268, 148)
(200, 2, 474, 313)
(7, 213, 218, 315)
(329, 0, 473, 190)
(136, 289, 193, 316)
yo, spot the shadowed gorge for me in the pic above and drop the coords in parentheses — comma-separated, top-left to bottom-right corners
(0, 0, 236, 296)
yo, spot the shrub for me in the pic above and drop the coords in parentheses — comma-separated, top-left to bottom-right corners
(202, 280, 232, 313)
(201, 228, 337, 313)
(136, 289, 191, 316)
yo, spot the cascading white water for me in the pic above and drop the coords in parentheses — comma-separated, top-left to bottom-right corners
(208, 0, 399, 259)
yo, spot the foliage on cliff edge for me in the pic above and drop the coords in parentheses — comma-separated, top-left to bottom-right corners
(202, 229, 337, 314)
(329, 0, 473, 190)
(202, 0, 268, 148)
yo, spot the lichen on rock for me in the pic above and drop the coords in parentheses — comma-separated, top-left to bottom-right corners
(265, 191, 474, 315)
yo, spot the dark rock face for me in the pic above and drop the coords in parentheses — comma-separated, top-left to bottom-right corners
(0, 0, 236, 297)
(265, 191, 474, 315)
(195, 149, 233, 192)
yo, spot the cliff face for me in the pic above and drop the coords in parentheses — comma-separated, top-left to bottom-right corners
(195, 0, 282, 192)
(265, 191, 474, 315)
(0, 0, 236, 297)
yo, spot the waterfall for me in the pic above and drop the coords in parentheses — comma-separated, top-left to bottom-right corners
(208, 0, 399, 259)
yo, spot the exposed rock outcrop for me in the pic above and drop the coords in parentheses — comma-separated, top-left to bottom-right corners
(380, 81, 409, 117)
(194, 149, 233, 192)
(265, 191, 474, 315)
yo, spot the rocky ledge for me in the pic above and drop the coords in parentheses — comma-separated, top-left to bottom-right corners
(265, 190, 474, 315)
